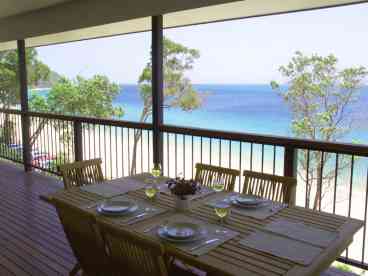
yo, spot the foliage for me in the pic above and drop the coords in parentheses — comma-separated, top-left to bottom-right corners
(138, 37, 202, 121)
(29, 75, 123, 153)
(271, 51, 367, 210)
(30, 75, 123, 118)
(333, 262, 354, 273)
(130, 37, 203, 174)
(0, 48, 50, 108)
(0, 48, 50, 144)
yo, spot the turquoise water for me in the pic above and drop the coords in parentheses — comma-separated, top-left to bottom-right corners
(115, 84, 368, 144)
(31, 84, 368, 143)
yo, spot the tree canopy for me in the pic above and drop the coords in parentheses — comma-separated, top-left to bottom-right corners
(130, 37, 203, 173)
(0, 48, 50, 108)
(30, 75, 123, 118)
(138, 37, 202, 122)
(271, 51, 367, 210)
(271, 51, 367, 142)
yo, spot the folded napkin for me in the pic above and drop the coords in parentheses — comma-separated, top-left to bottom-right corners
(239, 231, 323, 266)
(264, 219, 338, 248)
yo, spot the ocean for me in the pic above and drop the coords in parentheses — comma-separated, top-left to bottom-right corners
(115, 84, 368, 143)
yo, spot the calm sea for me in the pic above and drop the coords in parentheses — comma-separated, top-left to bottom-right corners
(115, 84, 368, 144)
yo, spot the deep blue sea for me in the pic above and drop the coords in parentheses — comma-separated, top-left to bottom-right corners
(32, 84, 368, 143)
(115, 84, 368, 144)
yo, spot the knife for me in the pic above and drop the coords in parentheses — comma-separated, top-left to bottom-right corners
(190, 238, 220, 251)
(126, 212, 147, 224)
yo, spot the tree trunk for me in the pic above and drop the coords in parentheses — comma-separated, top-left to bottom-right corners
(130, 108, 150, 175)
(313, 152, 323, 211)
(29, 118, 47, 147)
(130, 130, 143, 175)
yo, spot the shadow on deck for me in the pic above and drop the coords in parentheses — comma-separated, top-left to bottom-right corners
(0, 160, 76, 276)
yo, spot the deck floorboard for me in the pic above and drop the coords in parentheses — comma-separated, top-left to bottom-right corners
(0, 160, 75, 276)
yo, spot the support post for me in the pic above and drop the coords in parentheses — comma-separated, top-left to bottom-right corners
(284, 146, 298, 205)
(17, 40, 32, 172)
(151, 15, 164, 169)
(74, 121, 83, 162)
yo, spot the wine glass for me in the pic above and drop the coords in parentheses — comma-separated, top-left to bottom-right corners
(214, 201, 231, 224)
(145, 184, 158, 200)
(151, 164, 162, 178)
(145, 177, 158, 200)
(213, 178, 225, 192)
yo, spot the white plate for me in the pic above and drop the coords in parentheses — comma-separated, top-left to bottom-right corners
(164, 222, 200, 239)
(230, 196, 268, 209)
(97, 200, 138, 216)
(158, 223, 207, 244)
(233, 195, 263, 205)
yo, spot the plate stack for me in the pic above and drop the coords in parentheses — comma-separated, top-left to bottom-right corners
(158, 222, 207, 243)
(230, 195, 266, 209)
(97, 200, 138, 216)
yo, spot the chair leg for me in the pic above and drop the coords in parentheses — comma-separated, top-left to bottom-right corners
(69, 263, 81, 276)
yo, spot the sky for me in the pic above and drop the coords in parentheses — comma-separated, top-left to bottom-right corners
(36, 3, 368, 84)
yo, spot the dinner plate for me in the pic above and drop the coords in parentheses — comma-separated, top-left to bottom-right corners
(164, 222, 199, 239)
(230, 196, 267, 209)
(97, 200, 138, 216)
(158, 222, 207, 243)
(234, 195, 263, 204)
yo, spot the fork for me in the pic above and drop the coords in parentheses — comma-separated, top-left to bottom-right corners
(143, 220, 168, 233)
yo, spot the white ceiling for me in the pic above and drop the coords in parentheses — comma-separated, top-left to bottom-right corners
(0, 0, 366, 50)
(0, 0, 72, 19)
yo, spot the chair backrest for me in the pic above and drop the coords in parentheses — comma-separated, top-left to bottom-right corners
(242, 170, 297, 205)
(195, 163, 240, 192)
(53, 198, 110, 276)
(58, 158, 104, 189)
(97, 219, 168, 276)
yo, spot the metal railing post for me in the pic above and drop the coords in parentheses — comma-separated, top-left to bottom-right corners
(73, 121, 83, 162)
(284, 146, 298, 205)
(152, 15, 164, 169)
(17, 40, 32, 171)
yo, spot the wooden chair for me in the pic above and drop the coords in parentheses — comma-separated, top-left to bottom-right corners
(53, 198, 110, 276)
(195, 163, 240, 192)
(242, 170, 297, 205)
(97, 218, 169, 276)
(58, 158, 104, 189)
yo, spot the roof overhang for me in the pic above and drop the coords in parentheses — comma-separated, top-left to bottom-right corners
(0, 0, 366, 51)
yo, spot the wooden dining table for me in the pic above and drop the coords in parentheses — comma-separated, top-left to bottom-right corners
(44, 175, 363, 276)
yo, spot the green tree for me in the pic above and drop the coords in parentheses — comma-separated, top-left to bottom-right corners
(0, 48, 50, 144)
(271, 51, 367, 210)
(130, 37, 203, 174)
(29, 75, 123, 151)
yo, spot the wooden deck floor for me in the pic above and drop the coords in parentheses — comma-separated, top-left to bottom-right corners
(0, 160, 360, 276)
(0, 160, 76, 276)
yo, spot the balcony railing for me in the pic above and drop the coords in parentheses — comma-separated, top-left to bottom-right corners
(1, 107, 368, 270)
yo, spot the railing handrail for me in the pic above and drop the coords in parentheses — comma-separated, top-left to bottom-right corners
(0, 108, 152, 130)
(1, 108, 367, 157)
(161, 125, 368, 157)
